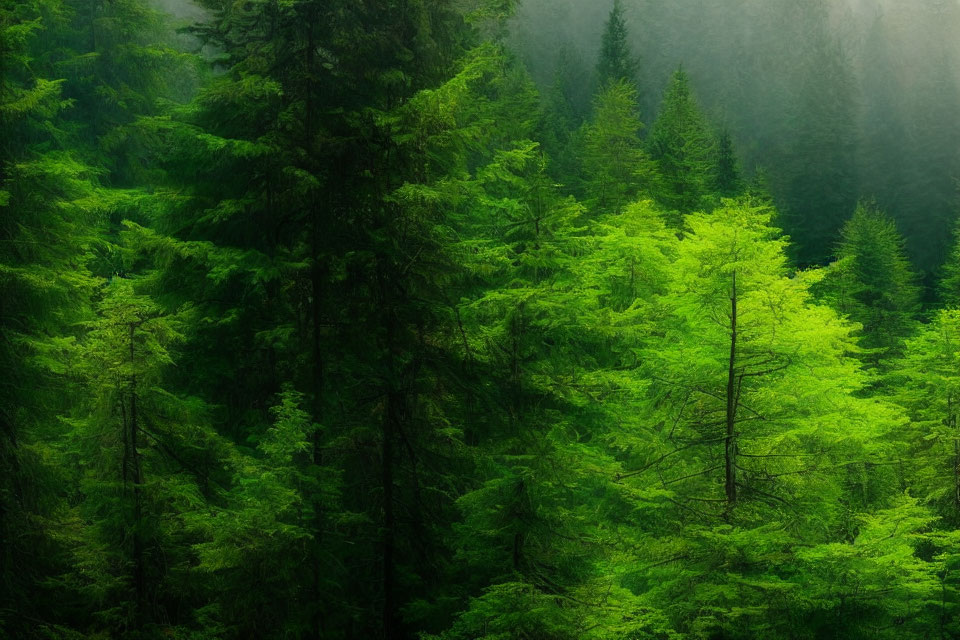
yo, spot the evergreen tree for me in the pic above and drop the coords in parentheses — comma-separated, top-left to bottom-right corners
(813, 203, 920, 364)
(648, 68, 717, 220)
(126, 3, 530, 636)
(938, 218, 960, 306)
(612, 201, 917, 637)
(893, 310, 960, 521)
(1, 1, 105, 632)
(62, 279, 223, 636)
(541, 43, 590, 189)
(581, 79, 654, 215)
(713, 129, 743, 197)
(776, 27, 858, 266)
(596, 0, 638, 90)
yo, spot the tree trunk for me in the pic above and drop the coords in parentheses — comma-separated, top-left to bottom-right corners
(305, 10, 327, 637)
(378, 260, 399, 640)
(382, 390, 398, 640)
(725, 270, 738, 507)
(128, 323, 145, 626)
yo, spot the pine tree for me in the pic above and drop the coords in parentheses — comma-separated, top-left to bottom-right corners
(611, 201, 914, 637)
(939, 218, 960, 306)
(126, 2, 529, 635)
(648, 68, 718, 220)
(776, 25, 858, 266)
(713, 129, 743, 197)
(541, 43, 590, 189)
(61, 279, 217, 634)
(893, 309, 960, 521)
(596, 0, 638, 90)
(1, 1, 103, 632)
(813, 202, 920, 364)
(581, 79, 654, 215)
(440, 156, 681, 640)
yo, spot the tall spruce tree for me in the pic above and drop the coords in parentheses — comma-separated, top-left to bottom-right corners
(596, 0, 638, 90)
(581, 79, 654, 215)
(813, 203, 920, 364)
(648, 68, 718, 220)
(1, 0, 109, 632)
(776, 23, 858, 266)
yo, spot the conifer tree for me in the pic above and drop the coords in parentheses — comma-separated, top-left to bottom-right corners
(1, 1, 103, 631)
(893, 309, 960, 521)
(939, 219, 960, 306)
(541, 43, 590, 189)
(713, 129, 743, 197)
(596, 0, 638, 90)
(648, 68, 718, 220)
(813, 202, 920, 363)
(777, 27, 858, 266)
(127, 2, 530, 636)
(62, 279, 215, 634)
(581, 79, 654, 215)
(611, 201, 914, 637)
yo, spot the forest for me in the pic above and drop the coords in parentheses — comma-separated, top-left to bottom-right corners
(5, 0, 960, 638)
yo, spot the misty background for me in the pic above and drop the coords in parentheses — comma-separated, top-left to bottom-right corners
(510, 0, 960, 274)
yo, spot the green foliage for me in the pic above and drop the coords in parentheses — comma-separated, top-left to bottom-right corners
(9, 1, 960, 639)
(185, 389, 341, 638)
(939, 218, 960, 306)
(582, 79, 654, 215)
(648, 68, 718, 220)
(889, 309, 960, 523)
(813, 202, 920, 364)
(713, 130, 743, 197)
(596, 0, 638, 90)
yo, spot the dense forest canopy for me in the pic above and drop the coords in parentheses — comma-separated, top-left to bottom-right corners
(513, 0, 960, 272)
(5, 0, 960, 638)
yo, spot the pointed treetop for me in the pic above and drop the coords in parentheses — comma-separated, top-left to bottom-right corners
(648, 67, 718, 217)
(597, 0, 638, 89)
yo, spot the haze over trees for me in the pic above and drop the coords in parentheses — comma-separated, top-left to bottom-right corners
(6, 0, 960, 639)
(514, 0, 960, 271)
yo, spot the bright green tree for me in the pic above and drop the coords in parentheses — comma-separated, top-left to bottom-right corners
(582, 79, 655, 215)
(609, 201, 912, 637)
(892, 309, 960, 521)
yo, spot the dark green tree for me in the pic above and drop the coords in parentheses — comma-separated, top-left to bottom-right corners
(1, 1, 105, 632)
(777, 29, 858, 266)
(541, 43, 590, 189)
(596, 0, 638, 90)
(648, 68, 718, 220)
(713, 129, 743, 197)
(940, 218, 960, 306)
(813, 203, 920, 364)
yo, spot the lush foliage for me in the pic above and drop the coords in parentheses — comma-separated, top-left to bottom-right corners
(4, 1, 960, 639)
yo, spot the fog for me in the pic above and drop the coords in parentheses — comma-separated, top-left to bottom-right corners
(150, 0, 207, 22)
(510, 0, 960, 270)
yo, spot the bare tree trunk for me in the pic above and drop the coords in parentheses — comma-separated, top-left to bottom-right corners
(725, 270, 738, 507)
(378, 259, 399, 640)
(128, 323, 145, 626)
